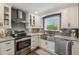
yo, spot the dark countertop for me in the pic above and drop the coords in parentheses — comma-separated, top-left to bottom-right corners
(41, 35, 79, 42)
(54, 35, 79, 42)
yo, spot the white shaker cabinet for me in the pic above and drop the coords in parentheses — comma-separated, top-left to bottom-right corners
(72, 41, 79, 55)
(31, 35, 39, 51)
(40, 39, 47, 49)
(61, 5, 78, 28)
(0, 4, 11, 28)
(28, 14, 43, 28)
(40, 39, 55, 54)
(47, 41, 55, 53)
(35, 16, 43, 28)
(0, 4, 4, 25)
(0, 40, 14, 55)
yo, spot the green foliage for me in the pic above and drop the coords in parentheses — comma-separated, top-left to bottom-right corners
(47, 24, 58, 30)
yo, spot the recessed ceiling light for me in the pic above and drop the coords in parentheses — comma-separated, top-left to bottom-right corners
(34, 11, 38, 14)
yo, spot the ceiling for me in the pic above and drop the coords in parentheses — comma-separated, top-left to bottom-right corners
(7, 3, 77, 16)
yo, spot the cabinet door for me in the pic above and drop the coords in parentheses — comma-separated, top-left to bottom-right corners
(33, 36, 39, 47)
(61, 7, 71, 28)
(28, 14, 43, 28)
(0, 4, 11, 28)
(47, 41, 55, 53)
(61, 5, 78, 28)
(31, 36, 39, 50)
(69, 6, 78, 28)
(0, 4, 4, 25)
(31, 36, 36, 50)
(72, 41, 79, 55)
(40, 39, 47, 49)
(35, 16, 43, 28)
(3, 4, 11, 28)
(0, 40, 14, 55)
(35, 16, 38, 27)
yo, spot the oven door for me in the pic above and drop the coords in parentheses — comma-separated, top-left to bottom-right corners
(16, 39, 31, 51)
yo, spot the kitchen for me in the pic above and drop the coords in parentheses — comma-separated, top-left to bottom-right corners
(0, 3, 79, 55)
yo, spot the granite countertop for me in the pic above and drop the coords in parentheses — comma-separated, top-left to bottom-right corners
(41, 35, 55, 42)
(41, 34, 79, 42)
(54, 35, 79, 42)
(0, 36, 15, 43)
(27, 33, 43, 36)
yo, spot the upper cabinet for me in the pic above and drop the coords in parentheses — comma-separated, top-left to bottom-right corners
(61, 5, 78, 29)
(28, 14, 43, 28)
(0, 4, 11, 28)
(35, 15, 43, 28)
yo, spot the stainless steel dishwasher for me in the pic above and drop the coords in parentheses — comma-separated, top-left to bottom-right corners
(55, 37, 72, 55)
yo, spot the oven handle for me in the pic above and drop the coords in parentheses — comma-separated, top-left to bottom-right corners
(16, 37, 31, 42)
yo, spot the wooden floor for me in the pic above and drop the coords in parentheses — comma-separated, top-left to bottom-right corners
(28, 48, 39, 55)
(28, 49, 50, 55)
(28, 51, 39, 55)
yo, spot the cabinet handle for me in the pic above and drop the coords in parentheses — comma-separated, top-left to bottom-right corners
(71, 41, 74, 45)
(6, 42, 10, 44)
(6, 49, 11, 51)
(45, 42, 47, 45)
(68, 23, 71, 27)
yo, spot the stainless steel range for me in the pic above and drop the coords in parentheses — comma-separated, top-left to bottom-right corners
(12, 31, 31, 55)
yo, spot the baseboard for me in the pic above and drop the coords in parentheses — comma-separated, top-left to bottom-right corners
(31, 47, 39, 52)
(39, 47, 57, 55)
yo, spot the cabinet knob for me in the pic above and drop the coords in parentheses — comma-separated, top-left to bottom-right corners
(68, 23, 71, 27)
(6, 42, 10, 44)
(45, 42, 47, 45)
(6, 49, 11, 51)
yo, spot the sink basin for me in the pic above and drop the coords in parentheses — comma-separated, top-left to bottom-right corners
(47, 36, 55, 41)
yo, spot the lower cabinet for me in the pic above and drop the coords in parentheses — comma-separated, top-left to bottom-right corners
(40, 39, 47, 49)
(40, 39, 55, 54)
(0, 40, 14, 55)
(47, 41, 55, 53)
(72, 41, 79, 55)
(31, 35, 39, 51)
(40, 39, 79, 55)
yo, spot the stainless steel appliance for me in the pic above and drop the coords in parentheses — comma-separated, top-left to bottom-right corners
(15, 37, 31, 55)
(12, 31, 31, 55)
(55, 37, 72, 55)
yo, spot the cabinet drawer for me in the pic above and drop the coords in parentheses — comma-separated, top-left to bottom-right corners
(5, 50, 14, 55)
(4, 50, 14, 55)
(0, 40, 14, 54)
(0, 40, 14, 48)
(0, 48, 14, 55)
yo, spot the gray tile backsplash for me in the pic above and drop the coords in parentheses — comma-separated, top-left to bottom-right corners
(12, 21, 26, 31)
(42, 28, 79, 38)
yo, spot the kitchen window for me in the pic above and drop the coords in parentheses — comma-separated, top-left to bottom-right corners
(43, 13, 61, 31)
